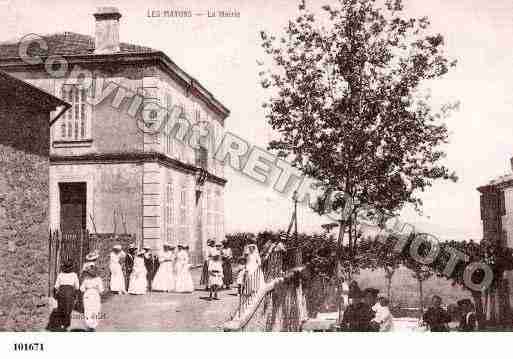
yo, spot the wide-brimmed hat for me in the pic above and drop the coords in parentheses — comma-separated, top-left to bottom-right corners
(136, 249, 145, 256)
(215, 242, 223, 247)
(128, 243, 137, 249)
(85, 252, 99, 261)
(112, 244, 122, 251)
(207, 239, 215, 246)
(163, 243, 173, 249)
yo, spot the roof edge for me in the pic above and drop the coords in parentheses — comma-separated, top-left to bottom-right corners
(0, 70, 70, 110)
(0, 51, 230, 120)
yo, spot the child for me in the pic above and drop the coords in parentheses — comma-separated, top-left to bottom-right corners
(208, 253, 224, 300)
(47, 261, 79, 331)
(372, 296, 393, 332)
(236, 256, 247, 296)
(80, 265, 104, 331)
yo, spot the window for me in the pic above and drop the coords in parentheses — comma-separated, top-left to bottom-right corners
(177, 103, 186, 162)
(206, 187, 223, 241)
(194, 107, 201, 122)
(178, 181, 189, 243)
(59, 84, 90, 141)
(166, 182, 174, 244)
(215, 189, 223, 241)
(207, 188, 215, 240)
(195, 146, 208, 170)
(163, 93, 176, 157)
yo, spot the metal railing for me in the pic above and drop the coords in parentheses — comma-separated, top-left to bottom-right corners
(224, 246, 308, 331)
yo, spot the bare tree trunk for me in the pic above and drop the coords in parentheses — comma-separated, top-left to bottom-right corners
(471, 290, 484, 329)
(336, 216, 347, 325)
(385, 269, 394, 302)
(419, 279, 424, 316)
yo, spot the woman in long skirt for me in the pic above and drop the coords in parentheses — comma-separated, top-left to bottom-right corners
(128, 250, 148, 295)
(47, 261, 79, 331)
(109, 244, 126, 294)
(80, 266, 104, 331)
(152, 244, 176, 292)
(221, 241, 233, 289)
(244, 244, 265, 295)
(175, 245, 194, 293)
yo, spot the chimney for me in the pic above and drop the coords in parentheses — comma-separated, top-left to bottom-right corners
(93, 7, 121, 54)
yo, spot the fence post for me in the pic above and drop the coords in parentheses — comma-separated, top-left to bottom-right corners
(79, 229, 84, 273)
(48, 231, 52, 297)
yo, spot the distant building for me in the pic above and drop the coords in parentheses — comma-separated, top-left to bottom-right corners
(0, 70, 69, 330)
(477, 158, 513, 323)
(0, 7, 229, 263)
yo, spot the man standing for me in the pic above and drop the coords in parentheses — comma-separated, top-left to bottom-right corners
(422, 295, 451, 332)
(201, 239, 217, 291)
(143, 246, 158, 292)
(124, 243, 136, 290)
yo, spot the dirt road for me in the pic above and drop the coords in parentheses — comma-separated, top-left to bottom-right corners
(70, 268, 240, 331)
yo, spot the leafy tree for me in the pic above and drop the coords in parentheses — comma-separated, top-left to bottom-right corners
(259, 0, 458, 280)
(406, 259, 434, 314)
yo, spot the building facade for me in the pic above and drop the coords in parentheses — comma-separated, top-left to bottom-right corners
(0, 70, 69, 330)
(477, 158, 513, 321)
(0, 7, 229, 263)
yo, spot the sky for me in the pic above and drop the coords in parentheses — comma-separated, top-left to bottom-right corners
(1, 0, 512, 241)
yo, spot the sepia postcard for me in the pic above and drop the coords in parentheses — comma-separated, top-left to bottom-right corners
(0, 0, 512, 350)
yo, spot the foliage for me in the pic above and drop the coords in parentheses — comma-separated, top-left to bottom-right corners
(259, 0, 459, 259)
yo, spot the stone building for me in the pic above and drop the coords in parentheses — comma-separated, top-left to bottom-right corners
(0, 70, 69, 330)
(0, 7, 229, 263)
(477, 158, 513, 322)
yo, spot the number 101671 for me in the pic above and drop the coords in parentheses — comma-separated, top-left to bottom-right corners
(13, 343, 44, 351)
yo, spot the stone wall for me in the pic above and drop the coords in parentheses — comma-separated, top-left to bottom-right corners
(0, 104, 50, 331)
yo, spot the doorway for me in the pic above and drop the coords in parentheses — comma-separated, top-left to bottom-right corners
(59, 182, 87, 232)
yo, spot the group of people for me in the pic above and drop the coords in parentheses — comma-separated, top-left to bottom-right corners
(111, 243, 195, 295)
(234, 233, 287, 304)
(339, 283, 393, 332)
(46, 242, 196, 332)
(422, 295, 477, 332)
(47, 250, 104, 332)
(338, 281, 477, 332)
(200, 239, 234, 300)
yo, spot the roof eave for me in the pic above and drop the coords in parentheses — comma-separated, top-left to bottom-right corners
(0, 51, 230, 120)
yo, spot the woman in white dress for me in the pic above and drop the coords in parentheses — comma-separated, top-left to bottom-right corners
(152, 244, 176, 292)
(175, 245, 194, 293)
(128, 250, 147, 295)
(109, 244, 126, 294)
(80, 266, 104, 331)
(244, 244, 265, 294)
